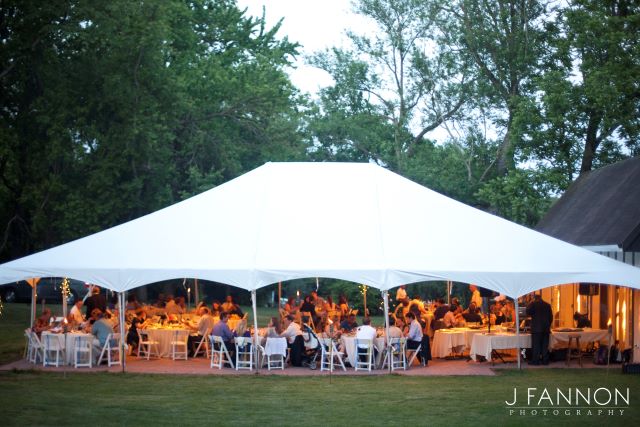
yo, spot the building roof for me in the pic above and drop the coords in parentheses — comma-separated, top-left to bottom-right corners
(537, 157, 640, 251)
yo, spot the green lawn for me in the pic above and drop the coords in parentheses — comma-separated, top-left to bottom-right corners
(0, 370, 638, 426)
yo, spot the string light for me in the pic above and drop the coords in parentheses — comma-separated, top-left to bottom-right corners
(0, 295, 3, 316)
(61, 278, 71, 301)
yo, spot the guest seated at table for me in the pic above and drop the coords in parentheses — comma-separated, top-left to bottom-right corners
(222, 295, 243, 317)
(409, 295, 426, 314)
(443, 305, 458, 328)
(33, 308, 53, 335)
(91, 309, 115, 360)
(211, 312, 235, 362)
(234, 319, 251, 338)
(68, 300, 85, 327)
(155, 293, 166, 308)
(394, 299, 411, 322)
(462, 303, 483, 324)
(355, 317, 378, 359)
(186, 307, 216, 356)
(310, 290, 324, 309)
(281, 314, 304, 366)
(316, 312, 329, 335)
(211, 300, 222, 317)
(299, 295, 318, 325)
(324, 296, 337, 313)
(338, 295, 350, 319)
(384, 316, 404, 339)
(405, 312, 431, 366)
(491, 303, 506, 325)
(340, 313, 358, 333)
(165, 296, 184, 316)
(266, 317, 282, 337)
(433, 299, 449, 321)
(84, 286, 107, 320)
(126, 294, 141, 311)
(176, 296, 186, 313)
(283, 297, 297, 315)
(126, 308, 150, 354)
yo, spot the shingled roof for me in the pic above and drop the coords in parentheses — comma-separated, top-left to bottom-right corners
(536, 157, 640, 251)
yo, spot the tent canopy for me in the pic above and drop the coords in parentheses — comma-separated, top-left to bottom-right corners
(1, 162, 639, 298)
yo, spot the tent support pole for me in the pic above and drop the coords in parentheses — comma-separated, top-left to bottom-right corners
(383, 290, 391, 373)
(251, 289, 259, 374)
(515, 298, 521, 370)
(30, 284, 37, 328)
(194, 278, 199, 308)
(119, 292, 126, 373)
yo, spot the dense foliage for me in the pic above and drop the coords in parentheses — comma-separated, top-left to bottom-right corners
(1, 0, 638, 264)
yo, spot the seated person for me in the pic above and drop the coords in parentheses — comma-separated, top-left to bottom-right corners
(299, 295, 318, 325)
(443, 305, 458, 328)
(221, 295, 243, 316)
(234, 319, 251, 338)
(355, 317, 378, 360)
(433, 299, 449, 321)
(211, 300, 222, 317)
(126, 308, 150, 354)
(266, 317, 282, 337)
(491, 304, 506, 325)
(91, 309, 115, 362)
(67, 300, 85, 328)
(211, 312, 235, 361)
(462, 303, 483, 324)
(405, 312, 430, 365)
(187, 307, 216, 356)
(384, 316, 404, 339)
(33, 308, 53, 335)
(280, 314, 304, 366)
(340, 314, 358, 333)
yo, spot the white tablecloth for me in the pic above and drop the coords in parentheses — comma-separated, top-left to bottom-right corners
(550, 329, 608, 349)
(41, 331, 94, 365)
(142, 328, 190, 357)
(470, 333, 532, 361)
(341, 336, 385, 367)
(431, 328, 486, 358)
(264, 337, 287, 357)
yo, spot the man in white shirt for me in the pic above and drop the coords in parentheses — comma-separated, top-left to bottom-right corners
(281, 314, 304, 366)
(356, 317, 377, 347)
(469, 284, 482, 311)
(68, 300, 85, 325)
(188, 307, 215, 357)
(165, 296, 183, 316)
(406, 312, 430, 366)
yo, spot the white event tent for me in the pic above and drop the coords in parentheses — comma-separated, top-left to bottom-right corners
(2, 162, 640, 369)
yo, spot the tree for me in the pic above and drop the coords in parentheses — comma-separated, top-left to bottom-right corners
(0, 0, 304, 261)
(308, 0, 472, 173)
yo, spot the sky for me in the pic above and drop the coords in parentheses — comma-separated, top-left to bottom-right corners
(236, 0, 374, 96)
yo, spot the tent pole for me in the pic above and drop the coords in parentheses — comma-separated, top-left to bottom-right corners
(515, 298, 521, 370)
(119, 292, 126, 373)
(383, 290, 391, 373)
(30, 283, 37, 328)
(194, 278, 199, 308)
(278, 282, 282, 310)
(251, 289, 260, 374)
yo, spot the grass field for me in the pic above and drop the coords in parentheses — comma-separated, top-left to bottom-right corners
(2, 302, 639, 426)
(0, 369, 638, 426)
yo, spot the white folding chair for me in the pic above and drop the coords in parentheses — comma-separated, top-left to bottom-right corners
(28, 331, 44, 364)
(261, 337, 287, 370)
(405, 341, 422, 367)
(320, 338, 346, 372)
(381, 337, 406, 371)
(193, 327, 212, 358)
(73, 335, 93, 368)
(23, 329, 31, 359)
(42, 333, 65, 367)
(97, 333, 121, 367)
(210, 335, 234, 369)
(235, 337, 254, 370)
(354, 338, 373, 372)
(137, 330, 159, 360)
(171, 330, 190, 360)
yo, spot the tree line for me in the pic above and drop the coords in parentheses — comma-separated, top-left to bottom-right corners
(1, 0, 638, 262)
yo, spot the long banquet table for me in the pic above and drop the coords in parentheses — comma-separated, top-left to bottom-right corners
(431, 328, 487, 358)
(141, 328, 191, 357)
(41, 331, 95, 365)
(341, 336, 386, 367)
(469, 332, 532, 362)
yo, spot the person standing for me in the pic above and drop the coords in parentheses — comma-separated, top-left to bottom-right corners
(526, 294, 553, 365)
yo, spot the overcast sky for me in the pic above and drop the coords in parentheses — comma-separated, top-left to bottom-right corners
(236, 0, 374, 95)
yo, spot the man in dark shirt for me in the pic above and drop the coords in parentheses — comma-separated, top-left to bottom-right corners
(434, 298, 449, 320)
(339, 314, 358, 332)
(526, 294, 553, 365)
(84, 286, 107, 320)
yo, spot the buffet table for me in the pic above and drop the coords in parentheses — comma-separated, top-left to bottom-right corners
(550, 328, 608, 349)
(469, 332, 532, 362)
